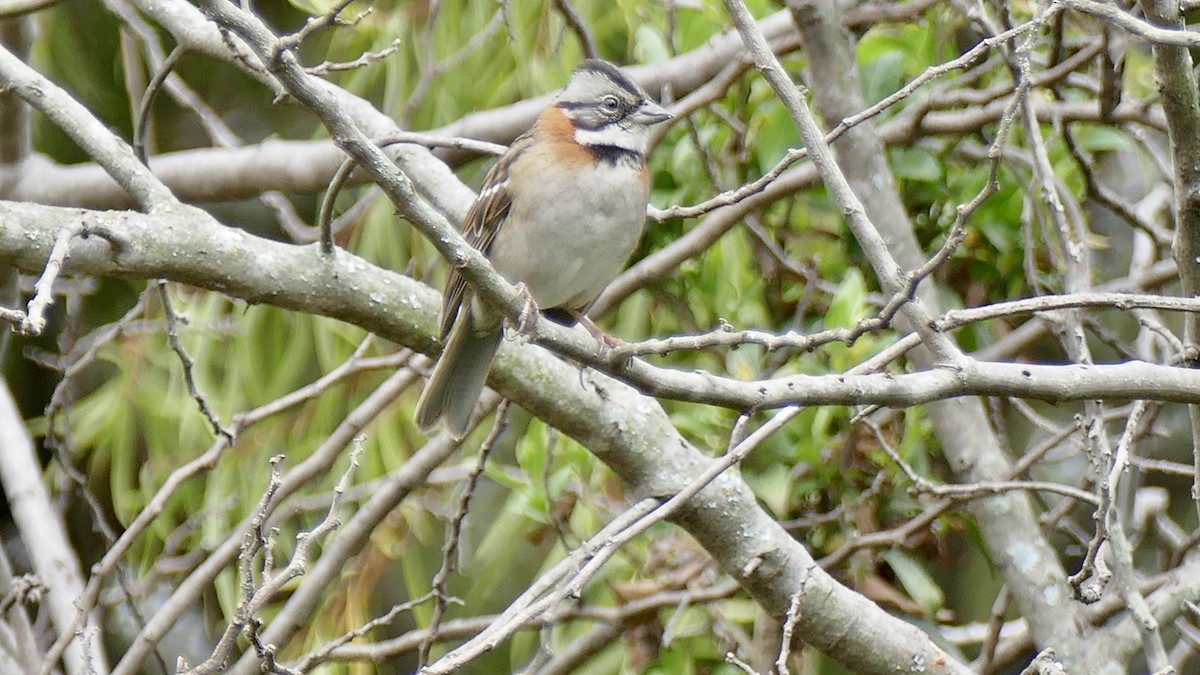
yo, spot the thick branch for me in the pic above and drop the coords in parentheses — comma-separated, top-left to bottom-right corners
(0, 380, 108, 675)
(1137, 0, 1200, 521)
(9, 203, 1200, 411)
(0, 202, 966, 674)
(772, 0, 1089, 662)
(0, 42, 174, 212)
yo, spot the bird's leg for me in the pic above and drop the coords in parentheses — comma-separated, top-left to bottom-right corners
(567, 309, 625, 350)
(506, 282, 540, 341)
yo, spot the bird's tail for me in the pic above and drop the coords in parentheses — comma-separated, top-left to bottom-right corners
(415, 317, 503, 440)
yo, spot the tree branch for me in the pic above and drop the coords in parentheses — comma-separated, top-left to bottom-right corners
(0, 202, 969, 673)
(1136, 0, 1200, 521)
(0, 379, 108, 675)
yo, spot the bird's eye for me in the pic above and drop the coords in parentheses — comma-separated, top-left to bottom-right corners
(601, 96, 621, 113)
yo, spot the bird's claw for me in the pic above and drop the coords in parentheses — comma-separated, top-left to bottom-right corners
(568, 309, 624, 356)
(505, 282, 540, 342)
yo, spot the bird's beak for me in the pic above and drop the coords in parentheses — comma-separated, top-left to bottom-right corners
(633, 100, 673, 125)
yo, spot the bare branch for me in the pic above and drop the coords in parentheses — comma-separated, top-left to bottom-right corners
(0, 380, 108, 675)
(0, 39, 175, 210)
(156, 280, 234, 442)
(179, 442, 362, 674)
(306, 38, 400, 75)
(9, 220, 81, 335)
(417, 402, 510, 667)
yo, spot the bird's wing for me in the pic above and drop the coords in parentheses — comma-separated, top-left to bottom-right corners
(439, 132, 534, 338)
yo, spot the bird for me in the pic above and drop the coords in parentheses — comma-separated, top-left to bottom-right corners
(415, 59, 673, 439)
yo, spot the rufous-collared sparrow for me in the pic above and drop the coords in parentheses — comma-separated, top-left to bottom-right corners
(415, 59, 672, 438)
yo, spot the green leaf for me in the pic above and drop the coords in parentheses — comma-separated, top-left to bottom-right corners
(881, 549, 945, 616)
(748, 93, 801, 171)
(824, 268, 868, 329)
(891, 146, 942, 182)
(1071, 124, 1132, 153)
(861, 49, 906, 106)
(744, 463, 791, 517)
(633, 24, 671, 64)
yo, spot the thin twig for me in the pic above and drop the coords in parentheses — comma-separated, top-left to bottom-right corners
(179, 441, 362, 674)
(417, 401, 511, 668)
(422, 405, 801, 673)
(863, 418, 1100, 506)
(612, 291, 1200, 358)
(292, 593, 436, 671)
(19, 221, 82, 336)
(306, 38, 400, 74)
(1068, 400, 1150, 602)
(133, 45, 186, 165)
(775, 592, 802, 675)
(277, 0, 359, 51)
(156, 281, 235, 443)
(652, 16, 1044, 221)
(554, 0, 598, 59)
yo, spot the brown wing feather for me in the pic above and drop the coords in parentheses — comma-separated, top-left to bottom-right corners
(439, 132, 537, 338)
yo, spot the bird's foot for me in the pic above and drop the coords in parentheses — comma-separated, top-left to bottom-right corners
(568, 309, 624, 354)
(505, 283, 540, 341)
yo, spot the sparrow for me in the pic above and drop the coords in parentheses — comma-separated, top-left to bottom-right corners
(415, 59, 672, 439)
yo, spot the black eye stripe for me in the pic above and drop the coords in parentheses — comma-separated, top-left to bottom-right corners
(570, 116, 619, 131)
(559, 99, 636, 112)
